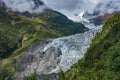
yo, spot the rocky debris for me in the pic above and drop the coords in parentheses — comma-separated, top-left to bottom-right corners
(38, 74, 59, 80)
(15, 26, 102, 79)
(43, 26, 102, 73)
(15, 40, 53, 79)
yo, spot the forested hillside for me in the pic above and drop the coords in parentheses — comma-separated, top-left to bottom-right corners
(64, 14, 120, 80)
(0, 6, 88, 59)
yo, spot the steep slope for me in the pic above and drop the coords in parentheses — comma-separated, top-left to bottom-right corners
(0, 6, 22, 58)
(0, 2, 88, 80)
(35, 10, 88, 35)
(0, 4, 88, 59)
(64, 14, 120, 80)
(15, 27, 101, 79)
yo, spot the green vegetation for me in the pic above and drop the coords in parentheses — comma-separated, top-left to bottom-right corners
(35, 10, 88, 35)
(0, 6, 88, 80)
(0, 61, 15, 80)
(0, 7, 87, 59)
(1, 4, 120, 79)
(64, 14, 120, 80)
(23, 73, 38, 80)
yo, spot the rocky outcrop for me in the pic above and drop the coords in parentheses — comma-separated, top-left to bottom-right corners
(15, 25, 102, 79)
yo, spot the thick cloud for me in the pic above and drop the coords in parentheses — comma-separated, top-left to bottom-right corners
(42, 0, 80, 11)
(94, 0, 120, 15)
(2, 0, 47, 13)
(41, 0, 120, 21)
(1, 0, 99, 14)
(42, 0, 99, 13)
(41, 0, 100, 21)
(1, 0, 120, 21)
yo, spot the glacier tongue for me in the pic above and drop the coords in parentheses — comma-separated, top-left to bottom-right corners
(16, 24, 102, 78)
(43, 26, 102, 73)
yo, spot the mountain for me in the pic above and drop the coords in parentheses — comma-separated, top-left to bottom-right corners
(1, 0, 120, 80)
(64, 14, 120, 80)
(13, 13, 120, 80)
(14, 26, 101, 79)
(0, 1, 89, 80)
(0, 3, 88, 58)
(73, 0, 120, 26)
(89, 0, 120, 26)
(94, 0, 120, 15)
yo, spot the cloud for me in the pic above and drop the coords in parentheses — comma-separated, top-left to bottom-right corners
(41, 0, 120, 21)
(41, 0, 100, 20)
(1, 0, 100, 15)
(41, 0, 80, 11)
(1, 0, 120, 21)
(1, 0, 100, 21)
(2, 0, 47, 13)
(94, 0, 120, 15)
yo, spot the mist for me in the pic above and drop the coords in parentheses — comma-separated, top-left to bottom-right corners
(1, 0, 100, 15)
(41, 0, 100, 20)
(1, 0, 120, 21)
(1, 0, 47, 13)
(41, 0, 120, 21)
(94, 0, 120, 15)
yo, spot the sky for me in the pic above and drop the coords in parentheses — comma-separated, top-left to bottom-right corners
(1, 0, 120, 21)
(1, 0, 100, 14)
(41, 0, 100, 20)
(42, 0, 100, 11)
(2, 0, 47, 13)
(41, 0, 120, 21)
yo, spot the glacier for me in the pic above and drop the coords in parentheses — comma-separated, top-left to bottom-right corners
(16, 23, 102, 79)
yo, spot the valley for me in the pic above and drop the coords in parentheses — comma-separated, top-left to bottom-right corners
(0, 0, 120, 80)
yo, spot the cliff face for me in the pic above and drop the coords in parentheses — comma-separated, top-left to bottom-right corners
(16, 25, 102, 79)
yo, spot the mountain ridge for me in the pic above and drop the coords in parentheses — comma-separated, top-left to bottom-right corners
(0, 1, 120, 80)
(0, 4, 88, 59)
(64, 13, 120, 80)
(0, 3, 88, 80)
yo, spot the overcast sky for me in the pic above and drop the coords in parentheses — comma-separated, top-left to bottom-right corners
(2, 0, 119, 21)
(1, 0, 100, 14)
(2, 0, 47, 13)
(41, 0, 100, 14)
(41, 0, 101, 21)
(42, 0, 100, 10)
